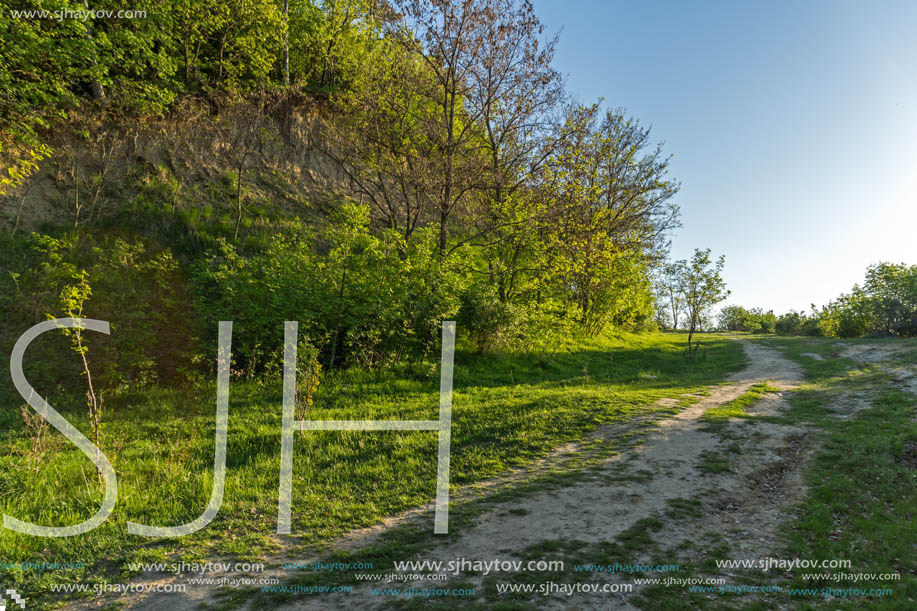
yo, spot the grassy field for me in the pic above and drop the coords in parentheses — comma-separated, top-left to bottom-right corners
(0, 330, 746, 607)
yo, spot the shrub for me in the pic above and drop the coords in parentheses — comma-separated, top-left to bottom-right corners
(192, 203, 463, 371)
(1, 231, 198, 402)
(457, 283, 521, 353)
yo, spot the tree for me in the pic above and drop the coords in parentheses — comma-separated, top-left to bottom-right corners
(324, 36, 441, 245)
(672, 249, 729, 354)
(329, 0, 564, 261)
(655, 262, 685, 329)
(863, 262, 917, 337)
(539, 104, 680, 331)
(283, 0, 291, 85)
(56, 270, 104, 447)
(395, 0, 511, 254)
(215, 93, 276, 240)
(776, 310, 806, 335)
(717, 304, 749, 332)
(288, 0, 383, 91)
(461, 0, 562, 299)
(0, 140, 50, 197)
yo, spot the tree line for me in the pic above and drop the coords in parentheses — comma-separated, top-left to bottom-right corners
(711, 263, 915, 338)
(1, 0, 700, 401)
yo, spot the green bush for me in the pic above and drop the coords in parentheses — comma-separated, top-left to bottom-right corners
(192, 203, 463, 372)
(456, 283, 521, 354)
(0, 231, 198, 403)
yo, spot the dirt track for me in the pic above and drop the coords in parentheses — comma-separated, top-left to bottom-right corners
(274, 340, 810, 610)
(78, 338, 828, 610)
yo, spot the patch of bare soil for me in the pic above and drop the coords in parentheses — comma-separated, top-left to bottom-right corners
(825, 392, 873, 420)
(840, 341, 917, 396)
(839, 343, 908, 364)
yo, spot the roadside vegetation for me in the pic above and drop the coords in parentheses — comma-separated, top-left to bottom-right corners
(750, 336, 915, 609)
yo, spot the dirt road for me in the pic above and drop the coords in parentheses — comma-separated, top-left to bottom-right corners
(271, 340, 809, 610)
(71, 340, 872, 611)
(75, 339, 829, 609)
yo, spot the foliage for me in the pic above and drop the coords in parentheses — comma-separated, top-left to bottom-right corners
(1, 231, 198, 400)
(456, 282, 521, 353)
(717, 305, 776, 334)
(534, 104, 679, 335)
(53, 267, 105, 446)
(861, 262, 917, 337)
(729, 262, 916, 338)
(669, 248, 730, 353)
(193, 204, 463, 372)
(653, 262, 686, 330)
(0, 138, 52, 196)
(3, 0, 688, 346)
(288, 0, 383, 93)
(294, 333, 322, 418)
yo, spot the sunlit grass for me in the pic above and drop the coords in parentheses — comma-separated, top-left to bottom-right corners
(0, 331, 746, 605)
(701, 382, 780, 425)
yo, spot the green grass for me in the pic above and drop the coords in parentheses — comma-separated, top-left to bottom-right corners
(756, 337, 917, 609)
(697, 449, 731, 474)
(701, 382, 781, 427)
(665, 497, 703, 520)
(0, 331, 746, 607)
(779, 389, 916, 608)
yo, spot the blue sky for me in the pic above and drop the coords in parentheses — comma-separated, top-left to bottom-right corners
(532, 0, 917, 314)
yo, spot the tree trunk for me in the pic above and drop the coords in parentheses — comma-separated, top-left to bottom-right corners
(82, 1, 106, 102)
(669, 287, 678, 329)
(439, 209, 448, 254)
(283, 0, 290, 85)
(329, 264, 348, 370)
(72, 154, 81, 230)
(687, 311, 699, 356)
(184, 36, 191, 84)
(234, 158, 246, 240)
(11, 184, 30, 236)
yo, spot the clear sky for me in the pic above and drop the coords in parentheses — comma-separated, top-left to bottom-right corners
(532, 0, 917, 314)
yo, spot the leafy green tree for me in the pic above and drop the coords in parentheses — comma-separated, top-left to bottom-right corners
(460, 0, 562, 301)
(864, 262, 917, 337)
(93, 0, 180, 114)
(3, 232, 195, 394)
(775, 310, 804, 335)
(193, 206, 463, 372)
(288, 0, 383, 92)
(718, 305, 749, 332)
(672, 249, 729, 354)
(395, 0, 521, 254)
(54, 268, 104, 446)
(538, 104, 679, 333)
(326, 34, 442, 245)
(0, 1, 84, 193)
(653, 262, 686, 329)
